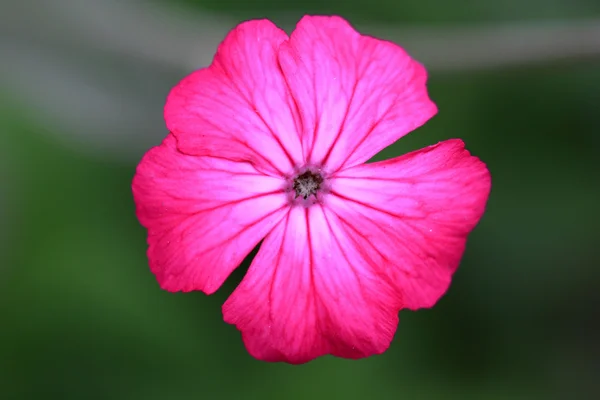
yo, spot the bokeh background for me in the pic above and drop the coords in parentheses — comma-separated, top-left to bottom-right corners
(2, 0, 599, 399)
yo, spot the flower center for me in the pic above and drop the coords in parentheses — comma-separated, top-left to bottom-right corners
(293, 170, 324, 200)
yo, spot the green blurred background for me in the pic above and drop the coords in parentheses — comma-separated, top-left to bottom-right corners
(1, 0, 599, 399)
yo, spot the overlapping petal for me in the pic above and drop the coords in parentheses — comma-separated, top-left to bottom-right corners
(329, 139, 491, 309)
(278, 16, 437, 172)
(223, 206, 402, 364)
(164, 20, 303, 176)
(132, 134, 288, 293)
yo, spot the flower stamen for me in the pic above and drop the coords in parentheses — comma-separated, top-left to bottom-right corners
(293, 171, 324, 199)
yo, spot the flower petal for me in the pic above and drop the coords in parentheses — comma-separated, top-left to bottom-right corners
(223, 206, 402, 364)
(278, 15, 437, 172)
(164, 20, 303, 176)
(330, 139, 491, 309)
(132, 134, 288, 293)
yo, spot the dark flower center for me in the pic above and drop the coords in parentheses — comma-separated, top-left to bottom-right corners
(293, 171, 324, 199)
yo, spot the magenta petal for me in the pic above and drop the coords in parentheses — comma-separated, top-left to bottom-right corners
(330, 139, 491, 309)
(132, 135, 288, 293)
(223, 206, 402, 364)
(164, 20, 303, 176)
(278, 16, 437, 172)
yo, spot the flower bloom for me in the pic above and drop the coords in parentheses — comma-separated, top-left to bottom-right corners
(132, 15, 491, 364)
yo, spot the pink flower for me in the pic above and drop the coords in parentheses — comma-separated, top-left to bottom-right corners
(132, 15, 491, 364)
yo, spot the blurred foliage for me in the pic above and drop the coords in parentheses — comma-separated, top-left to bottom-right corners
(175, 0, 600, 24)
(2, 0, 600, 399)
